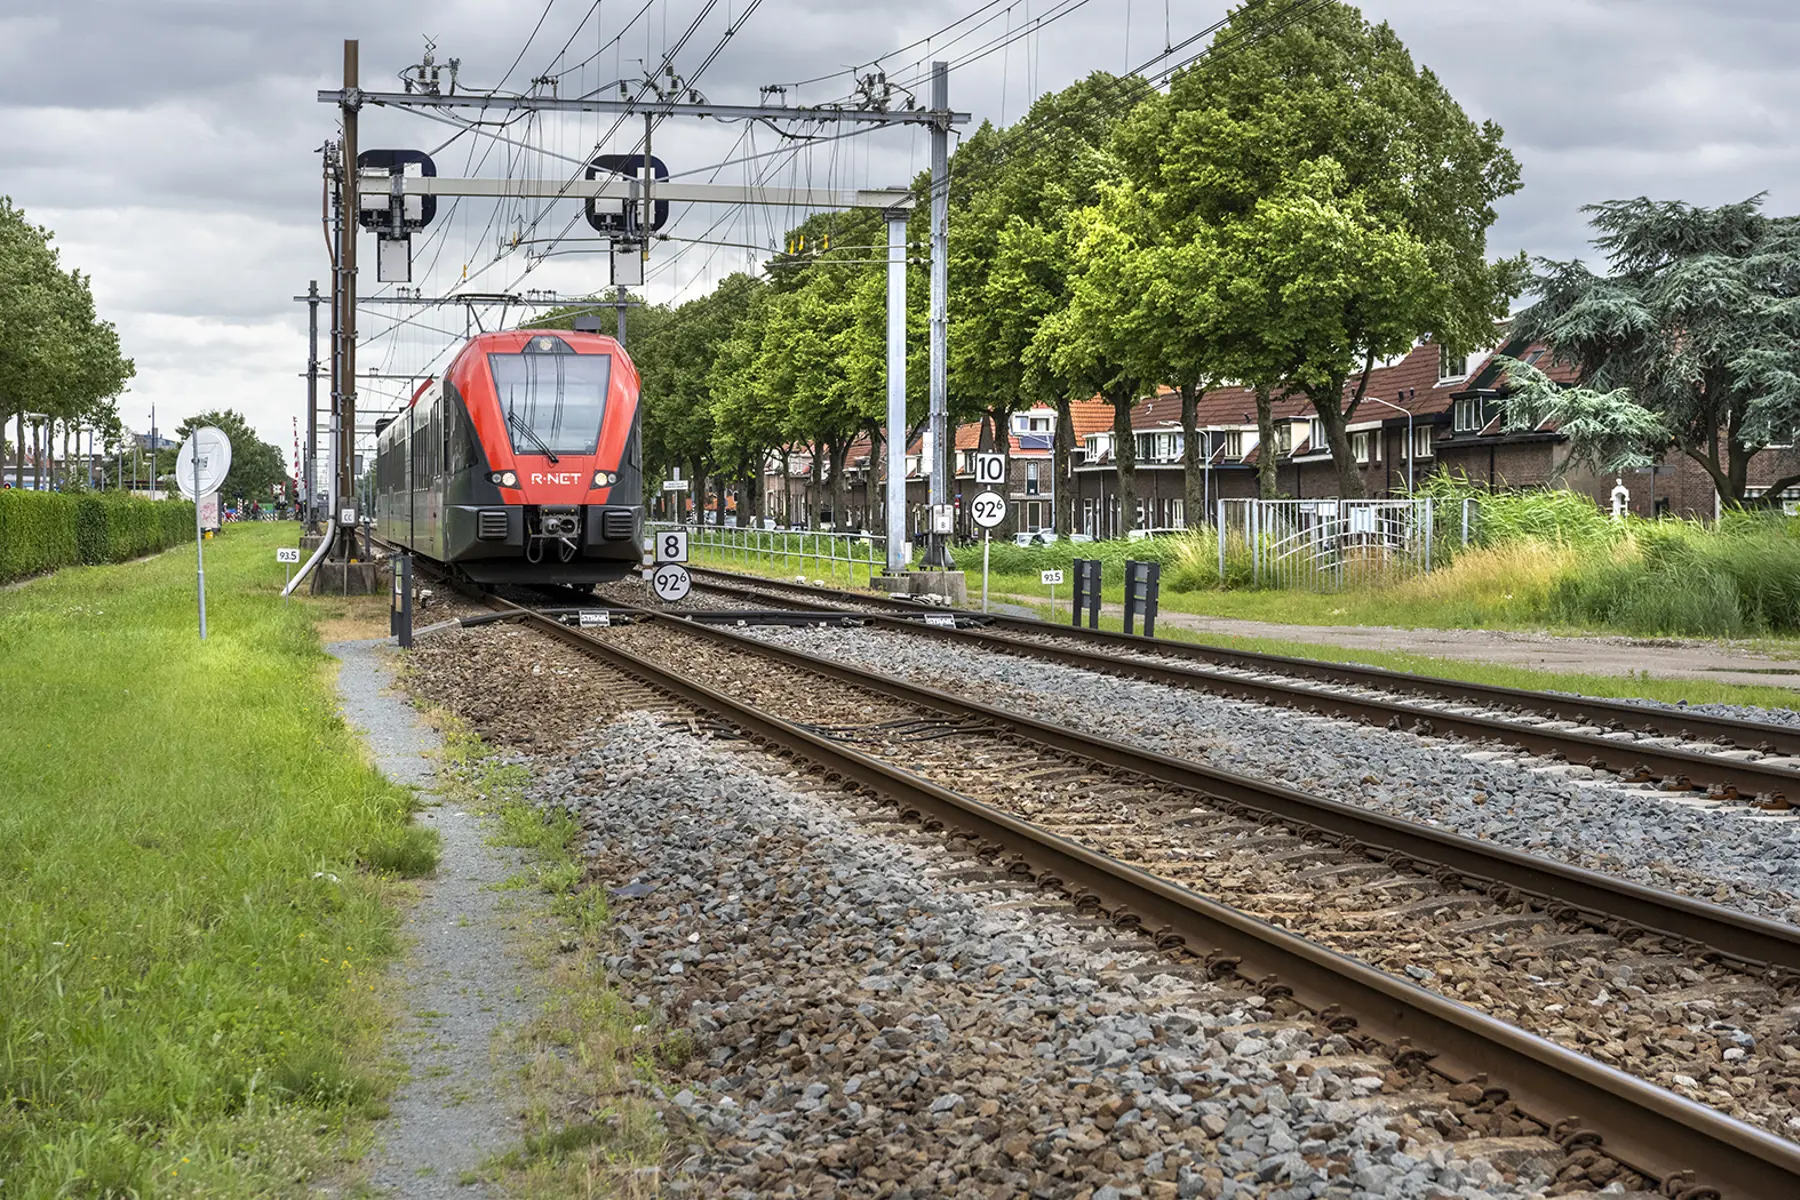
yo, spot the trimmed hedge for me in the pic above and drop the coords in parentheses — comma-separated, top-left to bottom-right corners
(0, 490, 196, 583)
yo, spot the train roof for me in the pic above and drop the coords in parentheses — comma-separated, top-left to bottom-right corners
(462, 328, 623, 354)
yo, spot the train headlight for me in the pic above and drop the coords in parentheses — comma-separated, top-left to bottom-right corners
(592, 470, 617, 488)
(488, 470, 518, 488)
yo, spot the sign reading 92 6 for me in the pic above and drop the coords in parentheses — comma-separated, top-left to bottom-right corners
(655, 529, 689, 563)
(970, 490, 1008, 530)
(651, 562, 692, 603)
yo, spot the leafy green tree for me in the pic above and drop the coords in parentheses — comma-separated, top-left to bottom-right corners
(0, 198, 134, 487)
(173, 410, 287, 504)
(1112, 1, 1522, 496)
(1502, 195, 1800, 507)
(707, 276, 782, 524)
(1046, 205, 1161, 534)
(949, 74, 1133, 532)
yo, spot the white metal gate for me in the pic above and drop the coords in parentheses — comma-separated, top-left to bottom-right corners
(1217, 498, 1475, 590)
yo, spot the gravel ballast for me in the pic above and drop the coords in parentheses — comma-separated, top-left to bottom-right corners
(527, 711, 1572, 1200)
(740, 625, 1800, 924)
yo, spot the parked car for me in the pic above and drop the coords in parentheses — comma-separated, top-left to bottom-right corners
(1013, 530, 1059, 546)
(1126, 526, 1184, 541)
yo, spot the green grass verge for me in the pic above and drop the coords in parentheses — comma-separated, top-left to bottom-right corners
(0, 522, 433, 1196)
(431, 721, 669, 1197)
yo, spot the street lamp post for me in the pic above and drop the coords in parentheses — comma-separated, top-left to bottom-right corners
(1363, 395, 1416, 494)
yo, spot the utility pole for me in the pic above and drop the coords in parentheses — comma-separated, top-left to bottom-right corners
(337, 38, 360, 555)
(326, 144, 341, 529)
(885, 206, 908, 574)
(304, 279, 320, 527)
(926, 60, 952, 569)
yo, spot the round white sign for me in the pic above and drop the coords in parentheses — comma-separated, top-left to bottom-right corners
(970, 490, 1007, 529)
(175, 427, 232, 500)
(651, 562, 692, 603)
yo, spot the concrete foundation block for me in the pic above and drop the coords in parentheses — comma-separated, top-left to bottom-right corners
(871, 570, 967, 608)
(309, 560, 385, 596)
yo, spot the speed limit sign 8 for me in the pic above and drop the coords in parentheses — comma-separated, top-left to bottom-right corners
(970, 490, 1007, 529)
(656, 529, 689, 563)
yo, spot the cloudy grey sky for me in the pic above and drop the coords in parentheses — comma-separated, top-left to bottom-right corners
(2, 0, 1796, 465)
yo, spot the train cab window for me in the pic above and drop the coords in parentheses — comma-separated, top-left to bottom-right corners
(489, 350, 612, 456)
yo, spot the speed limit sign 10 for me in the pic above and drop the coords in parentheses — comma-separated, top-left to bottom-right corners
(655, 529, 689, 563)
(973, 452, 1006, 487)
(970, 490, 1008, 529)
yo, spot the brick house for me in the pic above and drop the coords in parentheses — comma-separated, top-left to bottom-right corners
(750, 335, 1800, 534)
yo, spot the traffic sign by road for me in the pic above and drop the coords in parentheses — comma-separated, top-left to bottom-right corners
(970, 490, 1007, 529)
(176, 427, 232, 500)
(276, 547, 302, 564)
(651, 562, 692, 602)
(1041, 568, 1064, 585)
(655, 529, 689, 563)
(973, 452, 1006, 486)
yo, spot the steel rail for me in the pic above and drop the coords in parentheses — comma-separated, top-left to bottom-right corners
(488, 593, 1800, 1200)
(685, 566, 1800, 767)
(625, 605, 1800, 973)
(844, 611, 1800, 800)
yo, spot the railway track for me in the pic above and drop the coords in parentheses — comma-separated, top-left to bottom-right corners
(461, 589, 1800, 1199)
(674, 567, 1800, 807)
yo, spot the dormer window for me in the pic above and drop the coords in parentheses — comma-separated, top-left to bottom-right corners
(1453, 396, 1485, 433)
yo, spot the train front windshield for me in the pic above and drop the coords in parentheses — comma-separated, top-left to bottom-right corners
(489, 346, 612, 456)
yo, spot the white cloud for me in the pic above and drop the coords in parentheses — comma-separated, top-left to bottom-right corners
(2, 0, 1797, 461)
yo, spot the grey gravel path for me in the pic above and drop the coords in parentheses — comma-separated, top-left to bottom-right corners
(745, 625, 1800, 923)
(330, 638, 532, 1198)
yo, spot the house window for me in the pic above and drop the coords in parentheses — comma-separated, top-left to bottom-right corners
(1269, 425, 1293, 457)
(1085, 433, 1112, 460)
(1135, 431, 1182, 462)
(1352, 431, 1373, 464)
(1025, 461, 1041, 496)
(904, 454, 921, 476)
(1308, 417, 1327, 453)
(1412, 425, 1435, 459)
(1169, 498, 1184, 529)
(1023, 500, 1042, 531)
(1453, 397, 1484, 433)
(1439, 342, 1468, 382)
(1223, 430, 1244, 458)
(1013, 413, 1052, 434)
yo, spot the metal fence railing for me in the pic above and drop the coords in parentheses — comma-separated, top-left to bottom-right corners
(1217, 498, 1476, 591)
(653, 522, 890, 588)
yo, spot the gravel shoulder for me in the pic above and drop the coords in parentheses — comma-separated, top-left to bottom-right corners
(330, 637, 535, 1197)
(399, 623, 1606, 1197)
(535, 712, 1566, 1199)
